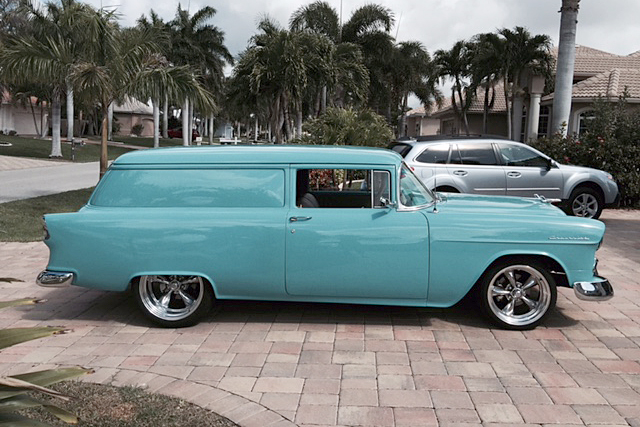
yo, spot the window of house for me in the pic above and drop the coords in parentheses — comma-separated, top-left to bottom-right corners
(296, 168, 391, 209)
(538, 106, 550, 137)
(578, 110, 595, 135)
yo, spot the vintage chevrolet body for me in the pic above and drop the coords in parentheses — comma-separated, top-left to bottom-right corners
(37, 146, 613, 329)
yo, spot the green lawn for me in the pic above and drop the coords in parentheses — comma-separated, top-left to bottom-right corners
(0, 188, 94, 242)
(0, 135, 133, 162)
(87, 135, 185, 148)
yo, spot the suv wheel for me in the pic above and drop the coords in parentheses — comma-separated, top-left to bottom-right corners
(565, 187, 603, 219)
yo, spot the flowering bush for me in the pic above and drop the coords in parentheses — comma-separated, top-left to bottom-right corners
(531, 96, 640, 207)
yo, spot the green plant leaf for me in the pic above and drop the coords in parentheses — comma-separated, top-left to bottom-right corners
(0, 299, 40, 310)
(0, 328, 66, 350)
(0, 411, 51, 426)
(0, 368, 92, 401)
(0, 395, 77, 423)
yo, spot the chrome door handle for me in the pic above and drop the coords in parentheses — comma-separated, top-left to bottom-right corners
(289, 216, 312, 222)
(453, 170, 468, 176)
(507, 171, 521, 178)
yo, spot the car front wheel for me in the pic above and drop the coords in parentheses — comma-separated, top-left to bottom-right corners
(566, 187, 603, 219)
(479, 260, 556, 330)
(133, 275, 213, 327)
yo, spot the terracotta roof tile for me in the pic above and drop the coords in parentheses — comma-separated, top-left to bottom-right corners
(432, 82, 507, 116)
(542, 68, 640, 101)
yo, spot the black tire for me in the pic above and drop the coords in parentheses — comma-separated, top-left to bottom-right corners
(565, 186, 603, 219)
(478, 259, 557, 330)
(133, 275, 214, 328)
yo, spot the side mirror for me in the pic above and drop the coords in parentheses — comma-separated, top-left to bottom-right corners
(545, 158, 553, 171)
(379, 197, 397, 209)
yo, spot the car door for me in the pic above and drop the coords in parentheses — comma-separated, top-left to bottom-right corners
(412, 143, 450, 190)
(446, 143, 506, 195)
(285, 166, 429, 301)
(497, 143, 564, 199)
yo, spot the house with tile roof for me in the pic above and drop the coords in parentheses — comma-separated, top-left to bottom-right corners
(413, 45, 640, 141)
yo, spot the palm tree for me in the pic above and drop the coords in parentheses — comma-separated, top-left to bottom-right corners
(499, 26, 553, 139)
(0, 0, 92, 156)
(391, 41, 441, 137)
(169, 5, 233, 146)
(469, 33, 504, 134)
(435, 41, 474, 135)
(552, 0, 580, 135)
(72, 10, 215, 176)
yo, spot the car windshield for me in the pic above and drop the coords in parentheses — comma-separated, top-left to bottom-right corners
(399, 163, 434, 208)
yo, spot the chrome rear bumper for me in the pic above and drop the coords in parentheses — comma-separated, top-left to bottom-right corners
(574, 277, 613, 301)
(36, 271, 74, 288)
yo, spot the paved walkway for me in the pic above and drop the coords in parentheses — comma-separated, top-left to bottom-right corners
(0, 210, 639, 426)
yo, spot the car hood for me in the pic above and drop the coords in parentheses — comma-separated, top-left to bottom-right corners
(434, 193, 567, 217)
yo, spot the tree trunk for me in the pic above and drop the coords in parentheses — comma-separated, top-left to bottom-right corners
(152, 99, 160, 148)
(100, 103, 109, 178)
(182, 99, 189, 146)
(107, 102, 113, 141)
(399, 93, 409, 137)
(66, 79, 74, 142)
(29, 99, 40, 137)
(209, 114, 214, 144)
(254, 116, 259, 142)
(552, 0, 579, 136)
(162, 94, 169, 139)
(188, 100, 194, 145)
(503, 77, 512, 139)
(296, 100, 303, 139)
(50, 94, 62, 158)
(321, 86, 327, 114)
(482, 85, 489, 134)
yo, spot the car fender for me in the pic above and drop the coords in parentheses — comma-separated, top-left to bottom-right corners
(562, 172, 606, 200)
(417, 170, 466, 192)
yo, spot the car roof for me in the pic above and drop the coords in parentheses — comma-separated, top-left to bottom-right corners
(112, 145, 403, 166)
(392, 135, 512, 146)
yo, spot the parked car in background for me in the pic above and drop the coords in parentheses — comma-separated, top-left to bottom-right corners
(390, 136, 618, 219)
(37, 146, 612, 330)
(167, 127, 200, 139)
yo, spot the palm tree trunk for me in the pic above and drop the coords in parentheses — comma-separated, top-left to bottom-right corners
(552, 0, 580, 136)
(29, 100, 41, 137)
(503, 77, 512, 139)
(254, 116, 259, 142)
(162, 95, 169, 139)
(107, 103, 113, 141)
(50, 94, 62, 158)
(483, 85, 489, 134)
(296, 100, 303, 139)
(100, 103, 109, 178)
(182, 98, 189, 146)
(399, 93, 409, 137)
(209, 113, 214, 144)
(152, 99, 160, 148)
(188, 100, 194, 145)
(66, 80, 74, 142)
(321, 86, 327, 114)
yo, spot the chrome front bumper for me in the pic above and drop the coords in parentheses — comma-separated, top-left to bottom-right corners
(574, 277, 613, 301)
(36, 271, 74, 288)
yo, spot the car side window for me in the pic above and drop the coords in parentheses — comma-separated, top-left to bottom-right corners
(498, 143, 549, 167)
(296, 168, 384, 209)
(457, 143, 498, 165)
(415, 144, 450, 164)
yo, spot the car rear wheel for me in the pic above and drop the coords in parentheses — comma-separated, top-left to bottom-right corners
(479, 260, 556, 330)
(566, 187, 603, 219)
(133, 275, 213, 327)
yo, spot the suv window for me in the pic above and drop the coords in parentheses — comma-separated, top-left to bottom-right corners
(389, 143, 413, 158)
(456, 143, 498, 165)
(415, 144, 449, 164)
(498, 143, 549, 167)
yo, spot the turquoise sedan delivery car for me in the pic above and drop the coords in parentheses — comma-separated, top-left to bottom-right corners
(37, 146, 613, 329)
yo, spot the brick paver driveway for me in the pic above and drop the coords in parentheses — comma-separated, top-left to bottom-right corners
(0, 210, 639, 426)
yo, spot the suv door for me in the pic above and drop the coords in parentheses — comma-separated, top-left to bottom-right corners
(497, 143, 564, 199)
(412, 143, 450, 189)
(446, 143, 506, 195)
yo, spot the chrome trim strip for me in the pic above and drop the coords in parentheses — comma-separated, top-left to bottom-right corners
(36, 271, 74, 288)
(573, 277, 613, 301)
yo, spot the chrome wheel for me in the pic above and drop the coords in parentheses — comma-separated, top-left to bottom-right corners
(571, 193, 599, 218)
(486, 265, 552, 328)
(137, 275, 205, 322)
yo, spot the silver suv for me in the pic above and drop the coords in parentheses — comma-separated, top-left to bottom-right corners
(390, 137, 619, 219)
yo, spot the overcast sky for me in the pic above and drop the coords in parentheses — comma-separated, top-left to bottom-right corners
(84, 0, 640, 106)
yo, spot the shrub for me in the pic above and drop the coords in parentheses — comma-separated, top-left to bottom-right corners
(299, 107, 394, 147)
(8, 130, 17, 136)
(531, 96, 640, 207)
(131, 123, 144, 136)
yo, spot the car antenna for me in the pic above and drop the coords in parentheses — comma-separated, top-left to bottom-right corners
(433, 172, 439, 213)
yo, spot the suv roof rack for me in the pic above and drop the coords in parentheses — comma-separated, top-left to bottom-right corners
(413, 134, 510, 142)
